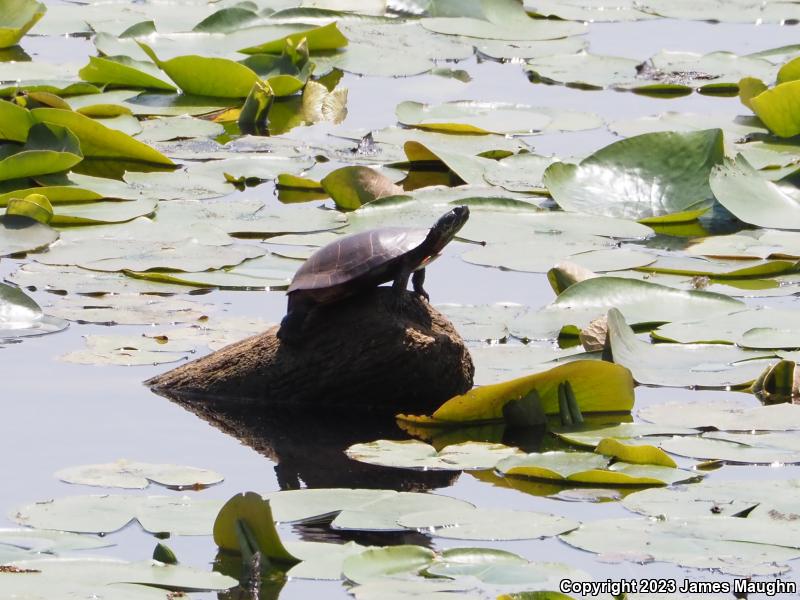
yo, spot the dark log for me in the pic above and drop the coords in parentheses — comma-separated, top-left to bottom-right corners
(146, 288, 474, 416)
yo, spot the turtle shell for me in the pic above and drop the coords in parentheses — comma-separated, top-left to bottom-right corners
(288, 227, 428, 297)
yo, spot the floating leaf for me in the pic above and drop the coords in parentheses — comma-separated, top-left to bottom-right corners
(0, 281, 67, 340)
(511, 276, 742, 340)
(400, 360, 634, 425)
(496, 451, 694, 486)
(321, 166, 402, 210)
(555, 423, 699, 448)
(0, 123, 82, 182)
(55, 460, 224, 490)
(0, 0, 46, 49)
(31, 108, 173, 166)
(561, 516, 800, 575)
(660, 433, 800, 464)
(544, 129, 724, 220)
(607, 308, 775, 388)
(78, 56, 177, 92)
(47, 295, 209, 326)
(331, 492, 475, 532)
(342, 545, 436, 584)
(397, 506, 578, 540)
(213, 492, 298, 564)
(594, 438, 677, 468)
(710, 155, 800, 230)
(396, 100, 600, 135)
(747, 79, 800, 137)
(0, 213, 58, 256)
(238, 21, 348, 54)
(345, 440, 522, 471)
(638, 398, 800, 431)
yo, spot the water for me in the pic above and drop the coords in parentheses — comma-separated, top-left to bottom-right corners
(3, 8, 800, 600)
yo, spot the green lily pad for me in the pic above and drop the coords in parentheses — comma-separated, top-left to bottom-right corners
(543, 129, 724, 220)
(496, 451, 695, 486)
(639, 0, 800, 23)
(469, 343, 586, 385)
(638, 398, 800, 430)
(55, 460, 223, 489)
(561, 516, 800, 575)
(0, 558, 237, 596)
(607, 308, 776, 388)
(48, 198, 157, 226)
(748, 79, 800, 137)
(482, 153, 559, 192)
(396, 100, 601, 134)
(238, 21, 348, 54)
(610, 111, 766, 140)
(344, 440, 522, 471)
(321, 166, 402, 210)
(265, 488, 395, 524)
(476, 37, 586, 60)
(285, 540, 368, 580)
(401, 360, 634, 425)
(524, 0, 655, 21)
(0, 0, 45, 49)
(595, 438, 677, 467)
(0, 123, 82, 182)
(78, 56, 177, 92)
(421, 13, 585, 41)
(136, 115, 224, 143)
(687, 229, 800, 260)
(511, 276, 742, 340)
(653, 307, 800, 345)
(710, 155, 800, 229)
(331, 492, 475, 532)
(397, 506, 579, 540)
(436, 302, 525, 341)
(0, 528, 110, 561)
(46, 295, 210, 326)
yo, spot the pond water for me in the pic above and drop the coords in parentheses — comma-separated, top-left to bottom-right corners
(3, 2, 800, 599)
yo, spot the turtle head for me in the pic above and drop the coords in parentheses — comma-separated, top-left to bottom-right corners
(427, 206, 469, 254)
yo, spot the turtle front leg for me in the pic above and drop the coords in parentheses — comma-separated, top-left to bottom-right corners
(412, 268, 429, 301)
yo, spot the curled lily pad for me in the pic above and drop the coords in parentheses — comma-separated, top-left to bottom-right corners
(399, 360, 634, 426)
(561, 516, 800, 576)
(496, 451, 695, 486)
(607, 308, 776, 388)
(55, 459, 223, 489)
(710, 155, 800, 230)
(0, 0, 45, 49)
(397, 506, 579, 540)
(747, 79, 800, 137)
(78, 56, 177, 92)
(396, 100, 601, 135)
(344, 440, 522, 471)
(0, 281, 67, 340)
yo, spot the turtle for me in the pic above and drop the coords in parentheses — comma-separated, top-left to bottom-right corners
(277, 206, 470, 341)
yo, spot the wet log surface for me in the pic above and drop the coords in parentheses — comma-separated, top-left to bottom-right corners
(146, 288, 474, 416)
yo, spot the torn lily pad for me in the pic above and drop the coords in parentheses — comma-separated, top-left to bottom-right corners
(55, 459, 223, 489)
(344, 440, 522, 471)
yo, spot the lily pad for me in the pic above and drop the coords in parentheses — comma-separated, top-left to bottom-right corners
(78, 56, 177, 92)
(747, 79, 800, 137)
(0, 0, 45, 49)
(543, 129, 724, 220)
(496, 451, 695, 486)
(11, 495, 224, 535)
(638, 398, 800, 431)
(55, 460, 224, 489)
(710, 155, 800, 230)
(0, 123, 82, 182)
(397, 506, 578, 540)
(345, 440, 522, 471)
(653, 307, 800, 345)
(659, 433, 800, 464)
(331, 492, 475, 532)
(46, 295, 210, 326)
(561, 516, 800, 575)
(0, 214, 58, 256)
(607, 308, 776, 388)
(0, 281, 67, 340)
(396, 100, 601, 135)
(511, 277, 742, 340)
(555, 423, 700, 448)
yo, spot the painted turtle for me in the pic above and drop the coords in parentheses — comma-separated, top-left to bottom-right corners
(278, 206, 469, 341)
